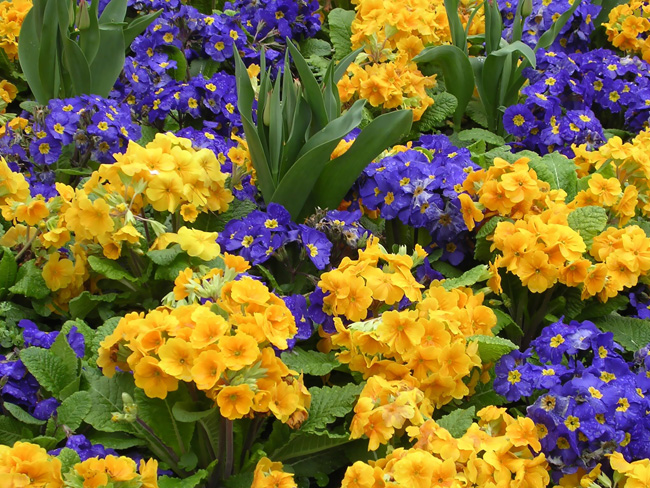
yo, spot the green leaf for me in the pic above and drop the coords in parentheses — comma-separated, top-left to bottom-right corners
(88, 255, 137, 281)
(134, 388, 195, 454)
(86, 431, 146, 449)
(529, 153, 578, 200)
(9, 260, 49, 299)
(535, 0, 582, 51)
(154, 253, 191, 281)
(0, 416, 30, 445)
(89, 26, 125, 97)
(158, 470, 208, 488)
(474, 217, 501, 262)
(37, 0, 61, 101)
(172, 401, 214, 422)
(593, 314, 650, 352)
(300, 383, 363, 434)
(68, 291, 118, 320)
(20, 334, 79, 398)
(194, 198, 257, 233)
(567, 206, 608, 248)
(99, 0, 127, 23)
(60, 36, 92, 96)
(90, 316, 121, 362)
(82, 369, 136, 433)
(147, 245, 183, 266)
(18, 3, 48, 103)
(464, 378, 507, 410)
(280, 348, 339, 376)
(466, 100, 488, 128)
(272, 431, 353, 462)
(300, 38, 332, 58)
(441, 265, 491, 290)
(563, 287, 586, 319)
(0, 247, 18, 299)
(57, 448, 81, 476)
(458, 128, 506, 146)
(4, 403, 46, 425)
(79, 0, 101, 64)
(432, 260, 463, 279)
(491, 309, 522, 336)
(57, 391, 92, 430)
(415, 91, 458, 132)
(160, 45, 188, 82)
(328, 8, 356, 60)
(123, 9, 162, 46)
(413, 45, 475, 128)
(467, 335, 517, 362)
(31, 435, 58, 450)
(578, 294, 629, 321)
(437, 406, 475, 438)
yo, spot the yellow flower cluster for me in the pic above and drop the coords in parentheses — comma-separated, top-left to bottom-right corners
(332, 284, 493, 408)
(0, 133, 232, 306)
(227, 133, 257, 189)
(338, 0, 483, 120)
(462, 157, 650, 300)
(0, 79, 17, 112)
(0, 441, 160, 488)
(0, 441, 63, 487)
(98, 260, 310, 425)
(603, 0, 650, 63)
(251, 457, 297, 488)
(65, 455, 159, 488)
(608, 452, 650, 488)
(0, 0, 31, 60)
(341, 406, 549, 488)
(316, 237, 424, 323)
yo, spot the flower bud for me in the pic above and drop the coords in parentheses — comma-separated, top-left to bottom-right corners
(76, 0, 90, 30)
(522, 0, 533, 18)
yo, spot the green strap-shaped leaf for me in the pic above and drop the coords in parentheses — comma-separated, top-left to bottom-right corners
(484, 0, 503, 55)
(89, 27, 125, 96)
(79, 0, 101, 65)
(269, 74, 284, 182)
(61, 38, 92, 96)
(444, 0, 467, 50)
(307, 109, 412, 217)
(286, 39, 328, 129)
(333, 46, 364, 84)
(413, 45, 474, 129)
(322, 62, 339, 122)
(256, 51, 272, 168)
(270, 99, 366, 218)
(37, 0, 62, 101)
(279, 96, 311, 179)
(534, 0, 582, 51)
(233, 49, 275, 202)
(99, 0, 127, 23)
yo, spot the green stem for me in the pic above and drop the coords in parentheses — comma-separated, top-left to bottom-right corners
(218, 417, 234, 481)
(521, 289, 554, 349)
(15, 230, 39, 261)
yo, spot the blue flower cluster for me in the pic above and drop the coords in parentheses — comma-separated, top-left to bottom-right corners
(112, 0, 319, 132)
(281, 294, 314, 351)
(0, 95, 140, 197)
(50, 434, 116, 461)
(219, 203, 337, 270)
(505, 48, 650, 156)
(630, 288, 650, 320)
(0, 320, 84, 421)
(499, 0, 600, 53)
(494, 318, 650, 479)
(354, 134, 479, 265)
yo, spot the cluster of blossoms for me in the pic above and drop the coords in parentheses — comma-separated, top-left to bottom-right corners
(0, 441, 159, 487)
(495, 318, 650, 480)
(219, 203, 370, 270)
(0, 0, 31, 60)
(604, 0, 650, 63)
(308, 238, 425, 333)
(0, 79, 17, 114)
(504, 48, 650, 155)
(114, 0, 319, 131)
(630, 287, 650, 319)
(499, 0, 601, 53)
(337, 0, 483, 119)
(341, 406, 549, 488)
(332, 283, 494, 412)
(573, 128, 650, 219)
(251, 457, 297, 488)
(0, 95, 141, 197)
(462, 157, 650, 300)
(0, 320, 84, 420)
(0, 132, 232, 306)
(355, 134, 480, 265)
(99, 258, 311, 425)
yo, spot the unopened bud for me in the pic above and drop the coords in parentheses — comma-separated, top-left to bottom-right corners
(521, 0, 533, 18)
(76, 0, 90, 30)
(262, 92, 272, 126)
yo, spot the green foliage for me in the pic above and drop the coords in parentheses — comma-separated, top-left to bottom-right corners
(159, 470, 209, 488)
(280, 348, 340, 376)
(172, 401, 214, 423)
(441, 265, 491, 290)
(464, 379, 507, 410)
(467, 335, 518, 362)
(578, 294, 629, 321)
(300, 39, 332, 58)
(57, 448, 81, 475)
(437, 407, 475, 438)
(0, 247, 17, 299)
(68, 291, 118, 320)
(234, 42, 412, 220)
(594, 314, 650, 352)
(18, 0, 161, 103)
(529, 153, 578, 200)
(57, 391, 92, 430)
(194, 198, 257, 232)
(20, 334, 79, 399)
(88, 255, 137, 282)
(474, 216, 502, 261)
(82, 370, 136, 434)
(300, 383, 363, 434)
(328, 8, 355, 60)
(9, 260, 49, 299)
(567, 206, 608, 248)
(0, 416, 31, 445)
(414, 91, 458, 132)
(4, 403, 46, 425)
(458, 128, 506, 147)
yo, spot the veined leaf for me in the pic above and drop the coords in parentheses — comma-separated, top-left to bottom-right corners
(441, 265, 491, 290)
(300, 383, 363, 434)
(594, 314, 650, 352)
(567, 206, 607, 248)
(467, 335, 518, 363)
(437, 406, 475, 438)
(280, 348, 340, 376)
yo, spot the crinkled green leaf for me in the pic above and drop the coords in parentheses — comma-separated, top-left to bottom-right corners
(20, 334, 79, 398)
(458, 128, 505, 146)
(86, 432, 146, 449)
(578, 294, 629, 321)
(0, 247, 18, 298)
(300, 383, 363, 434)
(57, 448, 81, 476)
(4, 403, 46, 425)
(172, 401, 214, 423)
(464, 379, 507, 410)
(88, 255, 137, 282)
(147, 245, 183, 266)
(272, 432, 353, 462)
(442, 265, 491, 290)
(57, 391, 92, 431)
(594, 314, 650, 352)
(328, 8, 355, 60)
(159, 470, 208, 488)
(415, 91, 458, 132)
(68, 291, 118, 320)
(467, 335, 517, 363)
(567, 206, 608, 248)
(530, 153, 578, 199)
(0, 416, 31, 445)
(437, 406, 475, 438)
(9, 260, 49, 299)
(474, 217, 501, 261)
(300, 38, 332, 58)
(280, 348, 340, 376)
(82, 369, 136, 433)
